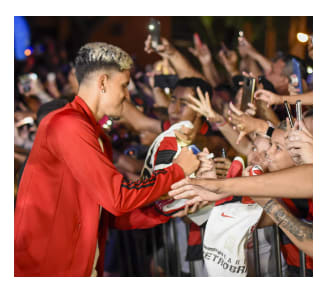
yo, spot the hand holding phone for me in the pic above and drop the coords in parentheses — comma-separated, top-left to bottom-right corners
(291, 58, 303, 94)
(241, 77, 256, 112)
(284, 101, 294, 128)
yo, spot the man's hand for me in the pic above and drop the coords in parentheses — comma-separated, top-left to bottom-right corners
(173, 147, 200, 176)
(285, 120, 313, 165)
(144, 35, 176, 58)
(174, 122, 200, 146)
(214, 157, 232, 178)
(218, 49, 239, 76)
(196, 147, 217, 178)
(171, 200, 209, 218)
(185, 86, 224, 123)
(168, 179, 227, 205)
(238, 36, 256, 58)
(17, 78, 44, 97)
(188, 35, 212, 65)
(227, 102, 258, 144)
(254, 89, 283, 108)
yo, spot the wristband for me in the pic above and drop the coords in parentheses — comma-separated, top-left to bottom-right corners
(265, 121, 275, 137)
(215, 118, 227, 128)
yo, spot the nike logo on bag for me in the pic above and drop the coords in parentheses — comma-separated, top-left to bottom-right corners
(221, 212, 234, 218)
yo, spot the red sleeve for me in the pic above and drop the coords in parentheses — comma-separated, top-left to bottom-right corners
(46, 111, 185, 216)
(112, 205, 170, 230)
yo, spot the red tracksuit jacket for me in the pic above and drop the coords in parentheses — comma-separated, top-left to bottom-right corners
(14, 96, 185, 277)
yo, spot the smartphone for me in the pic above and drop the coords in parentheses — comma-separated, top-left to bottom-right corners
(296, 100, 302, 130)
(238, 30, 245, 45)
(154, 74, 178, 89)
(284, 101, 294, 128)
(241, 77, 256, 112)
(292, 58, 303, 94)
(188, 144, 201, 155)
(148, 18, 161, 50)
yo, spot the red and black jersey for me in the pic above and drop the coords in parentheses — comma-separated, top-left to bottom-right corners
(162, 120, 216, 136)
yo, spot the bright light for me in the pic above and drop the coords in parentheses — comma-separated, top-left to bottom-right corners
(307, 66, 313, 74)
(148, 24, 155, 31)
(297, 32, 309, 43)
(24, 49, 32, 56)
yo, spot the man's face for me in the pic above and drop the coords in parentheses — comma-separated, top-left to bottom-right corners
(101, 70, 130, 119)
(265, 129, 295, 172)
(265, 59, 289, 95)
(247, 136, 271, 171)
(168, 86, 198, 125)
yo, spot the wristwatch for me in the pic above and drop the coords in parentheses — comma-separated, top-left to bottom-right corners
(265, 121, 275, 137)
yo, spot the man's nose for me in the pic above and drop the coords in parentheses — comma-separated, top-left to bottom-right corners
(266, 146, 274, 159)
(172, 101, 181, 113)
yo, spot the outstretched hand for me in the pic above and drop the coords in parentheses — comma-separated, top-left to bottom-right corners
(168, 177, 227, 206)
(185, 86, 224, 124)
(228, 102, 257, 144)
(254, 89, 283, 108)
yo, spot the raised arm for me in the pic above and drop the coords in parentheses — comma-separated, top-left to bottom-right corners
(145, 35, 205, 80)
(188, 35, 222, 87)
(255, 89, 313, 107)
(238, 36, 272, 74)
(185, 87, 252, 155)
(121, 100, 162, 134)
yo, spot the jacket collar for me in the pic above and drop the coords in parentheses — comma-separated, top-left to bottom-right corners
(72, 96, 104, 137)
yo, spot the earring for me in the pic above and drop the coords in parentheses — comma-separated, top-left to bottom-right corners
(101, 87, 105, 93)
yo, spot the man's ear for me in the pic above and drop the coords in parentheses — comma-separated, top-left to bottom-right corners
(98, 73, 109, 91)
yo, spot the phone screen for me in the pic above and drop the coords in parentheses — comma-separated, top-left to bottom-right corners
(241, 77, 256, 112)
(148, 18, 161, 49)
(284, 101, 294, 128)
(292, 58, 303, 94)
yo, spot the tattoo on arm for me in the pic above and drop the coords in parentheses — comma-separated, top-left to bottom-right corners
(262, 199, 277, 215)
(263, 199, 313, 242)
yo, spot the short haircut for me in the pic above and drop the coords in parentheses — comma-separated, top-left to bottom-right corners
(74, 42, 133, 84)
(281, 55, 307, 80)
(174, 77, 213, 99)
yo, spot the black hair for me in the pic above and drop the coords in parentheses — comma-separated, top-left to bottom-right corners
(74, 62, 120, 85)
(174, 77, 213, 99)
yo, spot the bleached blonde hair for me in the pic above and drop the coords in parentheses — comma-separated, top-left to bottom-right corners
(74, 42, 133, 84)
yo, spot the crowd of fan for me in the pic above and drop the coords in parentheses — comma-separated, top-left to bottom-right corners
(14, 26, 313, 277)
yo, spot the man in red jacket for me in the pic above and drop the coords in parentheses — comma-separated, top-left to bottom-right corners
(14, 42, 200, 277)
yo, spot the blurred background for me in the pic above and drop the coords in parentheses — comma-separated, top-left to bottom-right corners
(15, 16, 313, 71)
